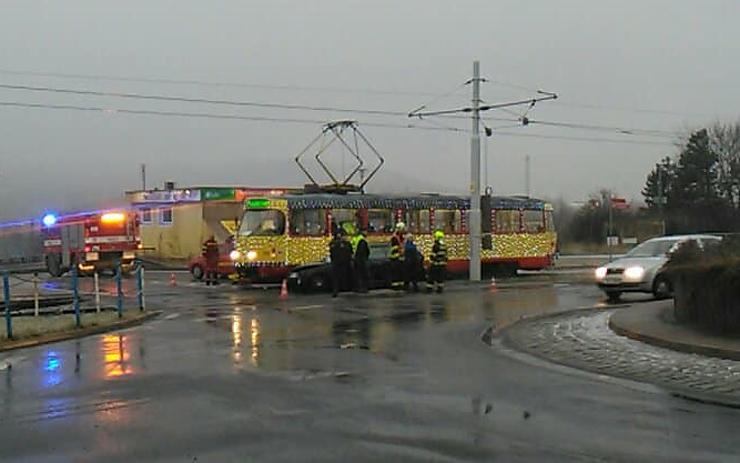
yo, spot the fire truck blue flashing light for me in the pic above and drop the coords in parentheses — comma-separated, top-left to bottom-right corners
(42, 213, 57, 227)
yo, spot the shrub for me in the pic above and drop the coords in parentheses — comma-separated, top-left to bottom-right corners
(664, 235, 740, 333)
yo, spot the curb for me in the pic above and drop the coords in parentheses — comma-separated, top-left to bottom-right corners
(0, 310, 162, 352)
(496, 307, 740, 409)
(608, 309, 740, 362)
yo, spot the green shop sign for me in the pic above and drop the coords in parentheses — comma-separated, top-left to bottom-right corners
(201, 188, 236, 201)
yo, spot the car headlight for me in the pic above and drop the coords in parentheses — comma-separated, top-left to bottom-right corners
(246, 250, 257, 261)
(595, 266, 607, 280)
(624, 266, 645, 280)
(229, 250, 242, 261)
(289, 272, 299, 279)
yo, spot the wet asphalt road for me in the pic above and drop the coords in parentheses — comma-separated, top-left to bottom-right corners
(1, 272, 739, 462)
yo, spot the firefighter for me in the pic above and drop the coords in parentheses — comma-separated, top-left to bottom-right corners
(329, 230, 353, 297)
(427, 230, 448, 293)
(352, 227, 370, 293)
(389, 222, 406, 290)
(202, 235, 220, 286)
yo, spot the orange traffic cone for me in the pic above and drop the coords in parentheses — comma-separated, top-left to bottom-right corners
(279, 279, 289, 300)
(169, 272, 177, 287)
(489, 277, 498, 293)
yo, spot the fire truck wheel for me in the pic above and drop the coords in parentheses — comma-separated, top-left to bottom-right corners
(46, 254, 65, 278)
(191, 264, 204, 280)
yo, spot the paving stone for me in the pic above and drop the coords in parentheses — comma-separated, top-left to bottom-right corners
(503, 309, 740, 399)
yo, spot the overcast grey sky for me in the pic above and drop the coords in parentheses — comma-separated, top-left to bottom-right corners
(1, 0, 738, 220)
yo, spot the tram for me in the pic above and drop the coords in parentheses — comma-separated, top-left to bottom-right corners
(230, 193, 556, 282)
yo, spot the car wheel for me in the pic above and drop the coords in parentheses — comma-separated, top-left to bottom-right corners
(191, 264, 204, 280)
(606, 291, 621, 303)
(652, 275, 672, 299)
(309, 275, 328, 292)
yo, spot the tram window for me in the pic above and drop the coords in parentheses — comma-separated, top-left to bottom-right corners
(368, 209, 393, 233)
(290, 209, 326, 236)
(330, 209, 360, 235)
(495, 210, 519, 234)
(523, 210, 544, 233)
(434, 209, 462, 234)
(405, 210, 431, 234)
(239, 210, 286, 236)
(545, 211, 556, 232)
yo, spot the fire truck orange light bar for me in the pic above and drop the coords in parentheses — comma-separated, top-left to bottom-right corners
(101, 212, 125, 224)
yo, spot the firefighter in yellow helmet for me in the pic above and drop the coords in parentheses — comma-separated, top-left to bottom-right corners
(351, 226, 370, 293)
(389, 222, 406, 290)
(427, 229, 448, 293)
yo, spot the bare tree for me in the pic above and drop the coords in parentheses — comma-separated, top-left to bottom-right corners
(709, 120, 740, 208)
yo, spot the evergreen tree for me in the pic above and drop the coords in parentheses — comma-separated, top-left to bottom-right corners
(673, 129, 719, 205)
(642, 157, 675, 209)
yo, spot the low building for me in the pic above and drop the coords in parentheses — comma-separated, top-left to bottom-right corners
(125, 185, 292, 261)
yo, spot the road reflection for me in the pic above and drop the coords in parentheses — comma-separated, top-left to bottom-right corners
(102, 334, 133, 379)
(42, 350, 63, 388)
(230, 312, 261, 367)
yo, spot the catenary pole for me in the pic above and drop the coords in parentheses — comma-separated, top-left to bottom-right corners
(469, 61, 482, 282)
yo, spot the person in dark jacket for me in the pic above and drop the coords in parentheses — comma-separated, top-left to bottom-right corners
(403, 234, 421, 292)
(352, 228, 370, 293)
(202, 235, 220, 286)
(329, 231, 353, 297)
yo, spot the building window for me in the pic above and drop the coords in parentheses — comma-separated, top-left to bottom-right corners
(159, 207, 173, 225)
(141, 207, 152, 224)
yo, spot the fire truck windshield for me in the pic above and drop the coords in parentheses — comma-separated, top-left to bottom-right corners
(239, 210, 285, 236)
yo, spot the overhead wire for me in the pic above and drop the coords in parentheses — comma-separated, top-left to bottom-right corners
(0, 100, 469, 133)
(0, 83, 412, 117)
(0, 68, 443, 97)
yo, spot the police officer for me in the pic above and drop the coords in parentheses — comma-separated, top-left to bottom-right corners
(427, 230, 448, 293)
(329, 230, 353, 297)
(202, 235, 220, 286)
(351, 227, 370, 293)
(389, 222, 406, 290)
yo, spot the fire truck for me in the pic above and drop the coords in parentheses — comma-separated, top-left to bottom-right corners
(41, 210, 141, 276)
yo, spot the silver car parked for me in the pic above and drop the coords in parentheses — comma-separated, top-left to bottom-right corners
(594, 234, 721, 302)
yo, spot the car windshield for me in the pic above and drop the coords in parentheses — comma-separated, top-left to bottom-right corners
(238, 210, 285, 236)
(625, 239, 680, 257)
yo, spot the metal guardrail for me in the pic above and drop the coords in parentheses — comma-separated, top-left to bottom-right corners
(1, 262, 147, 341)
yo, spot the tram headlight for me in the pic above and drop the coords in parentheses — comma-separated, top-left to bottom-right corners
(246, 250, 257, 261)
(229, 250, 242, 261)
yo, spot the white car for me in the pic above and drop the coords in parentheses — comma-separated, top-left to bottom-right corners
(595, 234, 721, 302)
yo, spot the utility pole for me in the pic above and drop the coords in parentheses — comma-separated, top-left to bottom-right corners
(525, 154, 531, 197)
(657, 166, 665, 235)
(469, 60, 482, 282)
(607, 196, 613, 262)
(140, 163, 147, 191)
(406, 61, 557, 283)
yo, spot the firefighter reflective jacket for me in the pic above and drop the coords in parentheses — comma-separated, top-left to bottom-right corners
(431, 239, 448, 267)
(390, 233, 404, 261)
